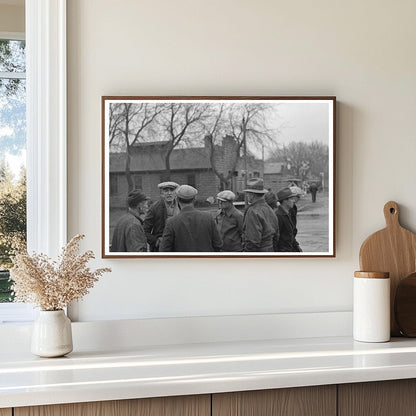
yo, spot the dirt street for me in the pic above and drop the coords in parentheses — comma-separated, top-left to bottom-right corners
(295, 191, 329, 252)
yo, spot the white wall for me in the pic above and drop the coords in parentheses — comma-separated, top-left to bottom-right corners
(67, 0, 416, 322)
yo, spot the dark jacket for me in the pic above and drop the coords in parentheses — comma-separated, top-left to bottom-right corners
(215, 206, 244, 252)
(289, 204, 298, 235)
(160, 206, 222, 252)
(110, 211, 147, 252)
(275, 205, 300, 252)
(309, 183, 318, 193)
(143, 199, 168, 251)
(288, 204, 301, 251)
(243, 199, 279, 252)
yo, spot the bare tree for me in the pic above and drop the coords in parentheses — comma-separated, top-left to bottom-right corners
(273, 141, 328, 180)
(158, 103, 210, 179)
(204, 103, 275, 189)
(110, 103, 163, 191)
(203, 103, 238, 190)
(282, 141, 309, 179)
(306, 141, 329, 178)
(108, 103, 125, 149)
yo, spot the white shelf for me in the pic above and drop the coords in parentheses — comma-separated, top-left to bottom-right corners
(2, 335, 416, 408)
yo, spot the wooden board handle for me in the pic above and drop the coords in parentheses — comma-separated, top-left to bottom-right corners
(384, 201, 400, 228)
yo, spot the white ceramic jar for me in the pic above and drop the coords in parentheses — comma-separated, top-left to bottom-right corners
(353, 271, 390, 343)
(31, 310, 73, 357)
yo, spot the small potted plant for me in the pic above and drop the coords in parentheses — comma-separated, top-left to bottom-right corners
(10, 234, 111, 357)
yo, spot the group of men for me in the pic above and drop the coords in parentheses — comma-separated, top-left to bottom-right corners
(110, 178, 302, 253)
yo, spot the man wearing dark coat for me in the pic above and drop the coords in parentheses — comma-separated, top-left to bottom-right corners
(215, 190, 243, 252)
(110, 190, 149, 252)
(275, 187, 302, 252)
(160, 185, 222, 252)
(288, 185, 303, 249)
(143, 181, 179, 251)
(242, 178, 279, 252)
(309, 182, 318, 203)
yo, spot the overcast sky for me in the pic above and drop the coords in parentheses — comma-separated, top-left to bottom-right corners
(0, 126, 25, 181)
(272, 101, 331, 146)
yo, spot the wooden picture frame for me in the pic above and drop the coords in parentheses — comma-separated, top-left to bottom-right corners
(102, 96, 336, 258)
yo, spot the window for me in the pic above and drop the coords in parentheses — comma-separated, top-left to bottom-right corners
(0, 36, 26, 304)
(133, 174, 142, 190)
(187, 173, 196, 188)
(0, 0, 67, 323)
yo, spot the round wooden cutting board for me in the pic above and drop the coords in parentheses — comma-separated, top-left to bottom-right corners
(359, 201, 416, 336)
(395, 272, 416, 337)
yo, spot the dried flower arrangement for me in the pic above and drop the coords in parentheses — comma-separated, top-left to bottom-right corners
(10, 234, 111, 311)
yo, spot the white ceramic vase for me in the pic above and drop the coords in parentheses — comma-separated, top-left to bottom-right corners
(31, 310, 73, 357)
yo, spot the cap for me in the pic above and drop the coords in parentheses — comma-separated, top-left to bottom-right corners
(289, 186, 303, 196)
(158, 181, 179, 190)
(176, 184, 198, 200)
(243, 178, 268, 194)
(217, 190, 236, 202)
(127, 190, 148, 206)
(264, 191, 277, 205)
(277, 187, 297, 202)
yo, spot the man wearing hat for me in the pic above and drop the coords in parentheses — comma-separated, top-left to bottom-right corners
(160, 185, 222, 252)
(309, 181, 318, 203)
(110, 189, 149, 252)
(264, 189, 278, 210)
(288, 185, 303, 247)
(242, 178, 279, 252)
(275, 187, 302, 252)
(143, 181, 180, 251)
(215, 190, 244, 252)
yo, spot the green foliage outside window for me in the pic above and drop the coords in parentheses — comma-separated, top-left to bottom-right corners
(0, 38, 26, 303)
(0, 163, 26, 302)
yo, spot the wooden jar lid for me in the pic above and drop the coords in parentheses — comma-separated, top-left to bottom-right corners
(354, 271, 390, 279)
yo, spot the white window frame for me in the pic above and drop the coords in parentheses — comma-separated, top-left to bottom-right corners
(0, 0, 67, 323)
(0, 31, 31, 323)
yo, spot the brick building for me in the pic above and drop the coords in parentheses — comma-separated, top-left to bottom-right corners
(109, 136, 272, 208)
(108, 137, 291, 233)
(263, 162, 288, 191)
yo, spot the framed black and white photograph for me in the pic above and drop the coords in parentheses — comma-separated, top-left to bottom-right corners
(102, 96, 335, 258)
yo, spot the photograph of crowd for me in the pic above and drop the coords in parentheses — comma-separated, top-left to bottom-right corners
(102, 97, 335, 257)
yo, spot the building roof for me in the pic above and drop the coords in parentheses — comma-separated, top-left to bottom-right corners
(110, 145, 212, 173)
(131, 140, 170, 147)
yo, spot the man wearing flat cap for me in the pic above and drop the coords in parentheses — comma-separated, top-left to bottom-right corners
(215, 190, 243, 252)
(143, 181, 180, 251)
(275, 187, 302, 252)
(242, 178, 279, 252)
(160, 185, 222, 252)
(110, 190, 149, 252)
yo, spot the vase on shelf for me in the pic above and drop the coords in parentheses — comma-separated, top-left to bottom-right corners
(31, 309, 73, 358)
